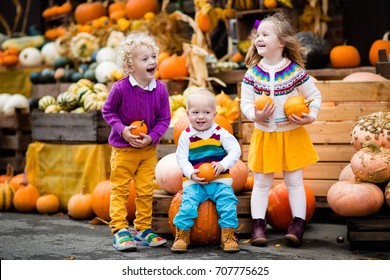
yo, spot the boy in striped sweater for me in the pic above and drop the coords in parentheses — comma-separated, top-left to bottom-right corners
(171, 89, 242, 254)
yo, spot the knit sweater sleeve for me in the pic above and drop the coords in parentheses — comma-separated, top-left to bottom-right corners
(240, 70, 256, 122)
(102, 82, 126, 137)
(219, 128, 241, 171)
(298, 75, 322, 119)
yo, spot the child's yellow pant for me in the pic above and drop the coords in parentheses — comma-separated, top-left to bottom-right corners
(109, 146, 157, 234)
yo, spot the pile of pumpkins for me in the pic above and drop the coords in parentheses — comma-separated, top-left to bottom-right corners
(327, 111, 390, 217)
(0, 164, 136, 223)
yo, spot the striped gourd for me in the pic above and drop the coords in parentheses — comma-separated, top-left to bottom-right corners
(76, 78, 94, 90)
(0, 165, 15, 211)
(38, 95, 57, 111)
(76, 86, 95, 106)
(57, 91, 78, 111)
(93, 83, 109, 94)
(84, 94, 105, 112)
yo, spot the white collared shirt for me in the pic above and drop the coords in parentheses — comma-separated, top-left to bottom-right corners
(129, 75, 157, 91)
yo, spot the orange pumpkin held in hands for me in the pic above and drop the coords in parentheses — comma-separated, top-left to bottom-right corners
(255, 95, 273, 110)
(284, 96, 312, 117)
(197, 163, 215, 182)
(130, 120, 148, 136)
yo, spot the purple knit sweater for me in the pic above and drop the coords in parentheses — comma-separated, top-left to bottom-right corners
(102, 78, 171, 148)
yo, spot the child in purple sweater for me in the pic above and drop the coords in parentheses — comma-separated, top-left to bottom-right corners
(102, 32, 171, 251)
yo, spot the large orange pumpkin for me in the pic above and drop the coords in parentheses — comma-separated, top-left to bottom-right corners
(74, 0, 107, 24)
(155, 153, 183, 194)
(330, 45, 361, 68)
(266, 182, 316, 231)
(158, 54, 189, 80)
(125, 0, 158, 20)
(173, 113, 234, 146)
(369, 31, 390, 66)
(91, 180, 136, 222)
(327, 180, 384, 217)
(168, 189, 221, 245)
(229, 160, 247, 194)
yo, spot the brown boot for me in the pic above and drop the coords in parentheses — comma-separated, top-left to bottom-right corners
(251, 218, 268, 247)
(221, 228, 240, 253)
(285, 217, 306, 247)
(171, 228, 190, 253)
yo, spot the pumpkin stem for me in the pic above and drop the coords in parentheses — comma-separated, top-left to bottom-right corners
(362, 141, 381, 152)
(21, 170, 29, 186)
(383, 31, 390, 41)
(5, 164, 14, 183)
(304, 99, 314, 107)
(139, 120, 145, 127)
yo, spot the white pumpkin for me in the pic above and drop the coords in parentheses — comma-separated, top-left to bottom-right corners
(0, 93, 12, 113)
(2, 94, 30, 116)
(41, 42, 60, 66)
(18, 47, 42, 67)
(95, 61, 118, 83)
(96, 47, 117, 63)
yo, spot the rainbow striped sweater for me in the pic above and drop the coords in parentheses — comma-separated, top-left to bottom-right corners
(176, 123, 241, 188)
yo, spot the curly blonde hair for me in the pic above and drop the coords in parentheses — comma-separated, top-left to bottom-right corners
(116, 31, 159, 76)
(245, 12, 306, 69)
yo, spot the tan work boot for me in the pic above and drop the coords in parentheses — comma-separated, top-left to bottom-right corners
(171, 228, 190, 253)
(221, 228, 240, 253)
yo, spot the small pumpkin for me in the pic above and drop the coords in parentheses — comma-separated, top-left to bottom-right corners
(243, 175, 254, 191)
(36, 193, 60, 215)
(255, 95, 273, 110)
(67, 186, 95, 220)
(168, 189, 221, 245)
(13, 182, 40, 213)
(229, 159, 247, 194)
(284, 95, 312, 118)
(158, 54, 189, 80)
(327, 180, 384, 217)
(155, 153, 183, 194)
(125, 0, 158, 20)
(330, 44, 361, 68)
(130, 120, 148, 136)
(369, 31, 390, 66)
(74, 0, 107, 24)
(0, 164, 15, 211)
(197, 163, 215, 183)
(350, 142, 390, 183)
(266, 182, 316, 231)
(196, 12, 212, 33)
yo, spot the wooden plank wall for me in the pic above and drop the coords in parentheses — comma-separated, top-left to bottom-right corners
(238, 81, 390, 207)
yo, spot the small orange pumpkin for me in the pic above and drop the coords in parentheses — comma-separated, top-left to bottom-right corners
(13, 183, 40, 213)
(284, 96, 312, 117)
(330, 44, 361, 68)
(255, 95, 273, 110)
(369, 31, 390, 66)
(130, 120, 148, 136)
(197, 163, 215, 182)
(243, 175, 254, 191)
(74, 0, 107, 24)
(266, 182, 316, 231)
(67, 186, 95, 220)
(158, 54, 189, 80)
(196, 12, 212, 33)
(36, 193, 60, 215)
(168, 189, 221, 245)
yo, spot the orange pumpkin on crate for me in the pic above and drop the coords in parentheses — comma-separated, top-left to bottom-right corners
(168, 189, 221, 245)
(266, 182, 316, 231)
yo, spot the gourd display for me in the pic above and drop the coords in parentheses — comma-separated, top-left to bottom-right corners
(168, 189, 221, 245)
(330, 44, 361, 68)
(351, 112, 390, 150)
(327, 181, 384, 217)
(350, 142, 390, 184)
(369, 31, 390, 66)
(67, 187, 95, 220)
(284, 95, 312, 117)
(255, 95, 273, 110)
(91, 180, 136, 222)
(266, 182, 316, 231)
(36, 194, 60, 215)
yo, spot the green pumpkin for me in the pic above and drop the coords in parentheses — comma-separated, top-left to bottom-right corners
(53, 56, 74, 70)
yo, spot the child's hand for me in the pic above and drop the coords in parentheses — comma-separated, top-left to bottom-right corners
(212, 162, 224, 177)
(131, 133, 152, 148)
(288, 113, 315, 125)
(191, 170, 208, 185)
(253, 102, 275, 123)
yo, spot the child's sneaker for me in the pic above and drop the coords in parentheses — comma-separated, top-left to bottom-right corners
(113, 228, 137, 251)
(134, 229, 167, 247)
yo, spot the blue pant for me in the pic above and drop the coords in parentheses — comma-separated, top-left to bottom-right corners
(173, 182, 239, 230)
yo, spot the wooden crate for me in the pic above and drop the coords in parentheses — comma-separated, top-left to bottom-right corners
(0, 109, 32, 173)
(31, 111, 110, 143)
(238, 81, 390, 208)
(347, 207, 390, 251)
(152, 190, 252, 234)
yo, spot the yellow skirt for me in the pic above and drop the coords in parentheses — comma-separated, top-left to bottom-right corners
(248, 126, 319, 174)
